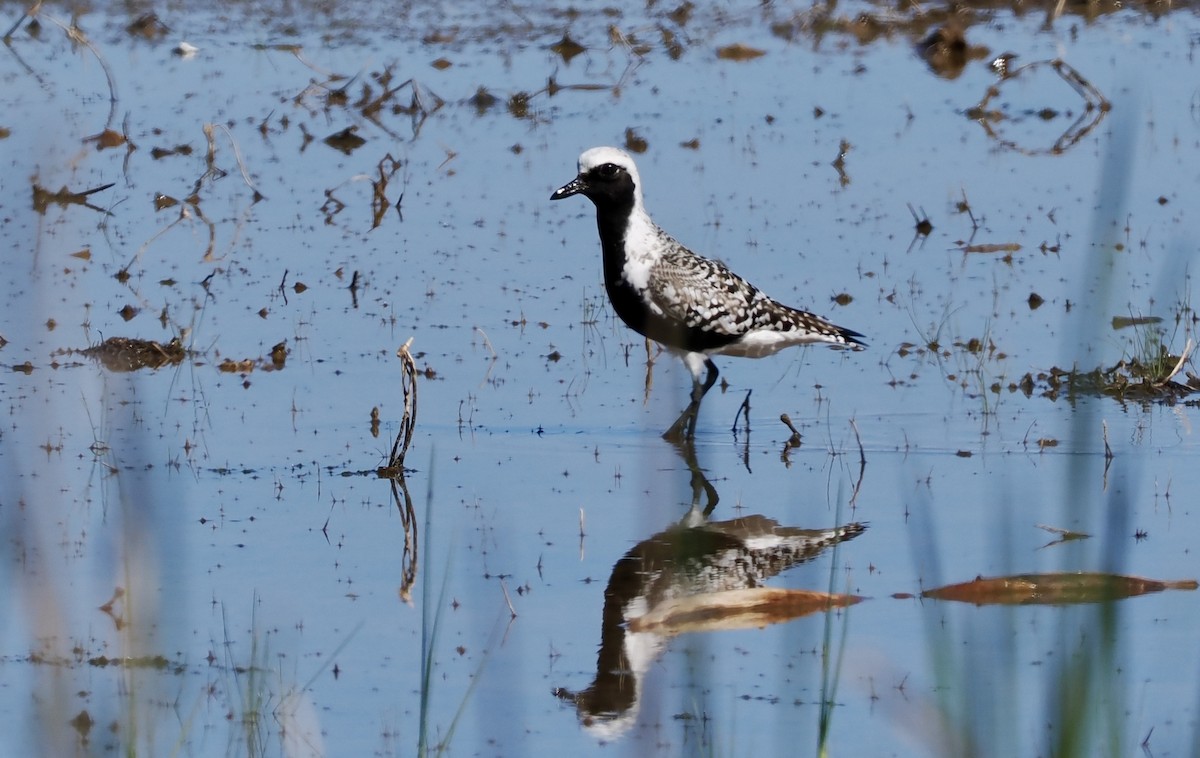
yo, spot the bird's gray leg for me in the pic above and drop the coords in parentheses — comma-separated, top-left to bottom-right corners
(693, 359, 718, 403)
(664, 359, 719, 440)
(663, 405, 695, 441)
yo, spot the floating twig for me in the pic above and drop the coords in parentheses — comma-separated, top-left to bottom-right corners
(969, 57, 1110, 156)
(731, 389, 751, 434)
(210, 123, 265, 201)
(500, 579, 517, 619)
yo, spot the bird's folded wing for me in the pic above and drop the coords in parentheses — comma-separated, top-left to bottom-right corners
(648, 255, 761, 337)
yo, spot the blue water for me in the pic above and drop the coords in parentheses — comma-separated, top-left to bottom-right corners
(1, 2, 1198, 755)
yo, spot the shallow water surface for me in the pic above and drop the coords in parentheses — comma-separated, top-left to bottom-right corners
(2, 1, 1199, 755)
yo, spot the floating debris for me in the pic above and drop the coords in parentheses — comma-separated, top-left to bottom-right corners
(217, 341, 289, 375)
(32, 182, 114, 214)
(79, 337, 186, 372)
(961, 242, 1021, 254)
(126, 13, 169, 39)
(969, 58, 1110, 155)
(83, 128, 128, 150)
(550, 33, 585, 63)
(1112, 315, 1163, 330)
(1036, 523, 1090, 547)
(917, 20, 989, 80)
(467, 86, 499, 115)
(1015, 342, 1197, 404)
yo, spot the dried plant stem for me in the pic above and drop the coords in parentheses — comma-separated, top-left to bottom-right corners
(1161, 338, 1193, 385)
(388, 337, 418, 469)
(44, 13, 120, 127)
(3, 0, 42, 40)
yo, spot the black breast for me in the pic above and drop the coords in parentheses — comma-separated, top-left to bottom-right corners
(594, 213, 740, 353)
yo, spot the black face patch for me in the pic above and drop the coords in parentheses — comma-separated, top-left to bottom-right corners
(578, 163, 636, 210)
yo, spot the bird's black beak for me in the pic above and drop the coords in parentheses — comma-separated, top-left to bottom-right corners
(551, 175, 586, 201)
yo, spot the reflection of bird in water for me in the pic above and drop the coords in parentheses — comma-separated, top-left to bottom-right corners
(554, 514, 866, 741)
(551, 147, 866, 439)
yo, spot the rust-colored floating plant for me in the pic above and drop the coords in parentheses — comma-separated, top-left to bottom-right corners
(922, 572, 1198, 606)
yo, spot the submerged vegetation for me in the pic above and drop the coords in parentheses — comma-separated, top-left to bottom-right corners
(1018, 320, 1197, 404)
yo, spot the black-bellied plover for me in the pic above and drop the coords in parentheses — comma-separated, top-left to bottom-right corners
(551, 147, 866, 439)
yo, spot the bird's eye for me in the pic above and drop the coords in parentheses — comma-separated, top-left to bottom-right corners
(595, 163, 621, 179)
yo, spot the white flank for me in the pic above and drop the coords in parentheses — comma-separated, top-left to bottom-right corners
(717, 328, 839, 358)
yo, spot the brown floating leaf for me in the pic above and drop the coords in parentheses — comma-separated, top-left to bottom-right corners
(69, 709, 94, 739)
(716, 43, 766, 61)
(323, 126, 366, 154)
(430, 58, 452, 70)
(84, 129, 128, 150)
(922, 572, 1198, 606)
(628, 588, 863, 635)
(624, 128, 647, 154)
(150, 144, 193, 159)
(127, 12, 169, 39)
(269, 342, 288, 369)
(468, 87, 500, 115)
(668, 1, 694, 26)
